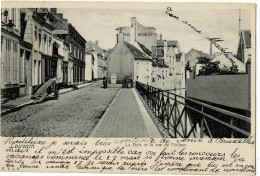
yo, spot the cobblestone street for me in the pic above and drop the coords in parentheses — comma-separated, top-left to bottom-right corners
(1, 83, 120, 137)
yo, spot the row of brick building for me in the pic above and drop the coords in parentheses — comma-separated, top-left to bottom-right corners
(1, 8, 87, 99)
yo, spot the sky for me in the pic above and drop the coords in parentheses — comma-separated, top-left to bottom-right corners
(58, 8, 251, 54)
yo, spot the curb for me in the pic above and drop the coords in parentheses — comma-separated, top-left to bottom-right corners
(132, 88, 162, 138)
(88, 89, 121, 137)
(1, 83, 93, 116)
(134, 88, 171, 138)
(1, 101, 33, 116)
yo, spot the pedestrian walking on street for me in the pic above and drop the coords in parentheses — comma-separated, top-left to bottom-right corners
(54, 83, 59, 100)
(103, 76, 107, 89)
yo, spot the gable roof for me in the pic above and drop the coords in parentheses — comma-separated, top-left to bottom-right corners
(85, 41, 104, 55)
(137, 41, 152, 56)
(241, 30, 251, 48)
(124, 42, 152, 61)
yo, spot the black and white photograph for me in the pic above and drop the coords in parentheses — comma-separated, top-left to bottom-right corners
(1, 5, 253, 139)
(0, 2, 257, 175)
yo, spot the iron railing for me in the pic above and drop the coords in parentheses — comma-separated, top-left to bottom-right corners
(136, 81, 251, 138)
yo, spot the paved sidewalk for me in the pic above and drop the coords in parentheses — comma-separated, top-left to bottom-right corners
(89, 88, 162, 138)
(1, 82, 92, 114)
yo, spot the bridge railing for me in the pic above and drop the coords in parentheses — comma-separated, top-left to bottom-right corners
(135, 81, 251, 138)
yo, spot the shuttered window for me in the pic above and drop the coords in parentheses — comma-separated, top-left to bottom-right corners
(13, 42, 18, 82)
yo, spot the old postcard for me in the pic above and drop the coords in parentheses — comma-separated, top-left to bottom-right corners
(0, 1, 256, 175)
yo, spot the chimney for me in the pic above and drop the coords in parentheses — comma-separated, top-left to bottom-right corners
(56, 13, 63, 19)
(131, 17, 137, 27)
(117, 33, 124, 43)
(130, 17, 137, 43)
(50, 8, 57, 14)
(152, 46, 156, 57)
(95, 40, 99, 46)
(160, 34, 162, 40)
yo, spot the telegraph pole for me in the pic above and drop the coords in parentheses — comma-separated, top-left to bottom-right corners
(206, 38, 224, 56)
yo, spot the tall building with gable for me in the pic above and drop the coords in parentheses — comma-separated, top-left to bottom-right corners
(116, 17, 157, 53)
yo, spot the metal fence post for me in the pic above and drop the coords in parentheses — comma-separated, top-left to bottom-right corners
(200, 106, 204, 138)
(174, 94, 177, 138)
(230, 117, 234, 138)
(166, 91, 170, 130)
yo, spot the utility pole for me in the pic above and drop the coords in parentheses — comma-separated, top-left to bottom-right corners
(206, 38, 224, 56)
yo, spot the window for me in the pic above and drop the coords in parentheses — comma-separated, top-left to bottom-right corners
(38, 29, 42, 50)
(6, 39, 11, 81)
(43, 35, 47, 54)
(34, 60, 37, 84)
(92, 55, 94, 65)
(6, 39, 11, 51)
(1, 36, 3, 52)
(13, 42, 18, 53)
(69, 44, 72, 53)
(49, 37, 52, 54)
(34, 26, 37, 41)
(162, 70, 164, 79)
(13, 42, 18, 82)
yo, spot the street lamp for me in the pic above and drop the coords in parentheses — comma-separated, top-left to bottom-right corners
(2, 20, 16, 33)
(1, 9, 8, 16)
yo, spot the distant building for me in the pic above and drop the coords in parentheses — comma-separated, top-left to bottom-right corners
(151, 39, 185, 92)
(116, 17, 157, 52)
(109, 17, 185, 91)
(107, 33, 152, 84)
(185, 48, 211, 68)
(85, 41, 107, 80)
(51, 8, 86, 85)
(237, 30, 251, 64)
(85, 46, 98, 82)
(53, 37, 69, 86)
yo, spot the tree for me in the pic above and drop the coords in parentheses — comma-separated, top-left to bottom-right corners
(199, 61, 220, 75)
(185, 61, 191, 70)
(197, 57, 211, 64)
